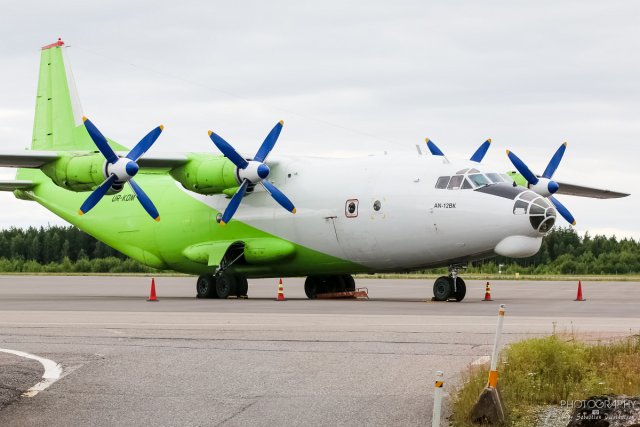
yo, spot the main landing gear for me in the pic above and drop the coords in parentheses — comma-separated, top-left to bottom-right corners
(196, 273, 249, 299)
(304, 275, 356, 299)
(432, 266, 466, 302)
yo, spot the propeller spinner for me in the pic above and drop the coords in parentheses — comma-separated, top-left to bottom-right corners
(208, 121, 296, 225)
(506, 142, 576, 225)
(79, 117, 163, 221)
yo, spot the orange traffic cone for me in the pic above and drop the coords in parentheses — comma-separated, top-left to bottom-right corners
(147, 278, 158, 302)
(276, 278, 286, 301)
(482, 282, 493, 301)
(574, 281, 586, 301)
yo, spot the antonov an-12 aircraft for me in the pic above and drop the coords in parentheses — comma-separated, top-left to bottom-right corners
(0, 40, 629, 301)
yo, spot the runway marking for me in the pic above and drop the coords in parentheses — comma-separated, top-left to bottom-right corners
(0, 348, 63, 397)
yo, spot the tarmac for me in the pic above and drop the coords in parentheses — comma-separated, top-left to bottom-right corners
(0, 276, 639, 426)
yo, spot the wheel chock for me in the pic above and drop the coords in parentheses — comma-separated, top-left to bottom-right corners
(316, 287, 369, 300)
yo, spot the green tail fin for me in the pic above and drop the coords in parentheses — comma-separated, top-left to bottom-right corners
(32, 39, 125, 152)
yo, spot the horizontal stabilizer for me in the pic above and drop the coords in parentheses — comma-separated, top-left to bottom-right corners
(0, 180, 36, 191)
(554, 181, 630, 199)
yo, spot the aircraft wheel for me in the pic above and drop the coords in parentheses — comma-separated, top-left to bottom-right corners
(215, 273, 238, 299)
(304, 276, 319, 299)
(433, 276, 452, 301)
(453, 277, 466, 302)
(236, 276, 249, 298)
(196, 275, 217, 299)
(341, 274, 356, 292)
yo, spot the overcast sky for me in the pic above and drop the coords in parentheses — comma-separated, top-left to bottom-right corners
(0, 1, 638, 239)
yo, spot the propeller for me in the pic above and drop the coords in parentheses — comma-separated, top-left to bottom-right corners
(78, 117, 163, 221)
(425, 138, 492, 162)
(506, 142, 575, 225)
(208, 121, 296, 225)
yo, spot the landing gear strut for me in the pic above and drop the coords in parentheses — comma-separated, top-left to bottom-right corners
(304, 274, 355, 299)
(432, 265, 466, 302)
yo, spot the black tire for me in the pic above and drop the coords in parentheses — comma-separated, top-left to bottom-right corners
(196, 275, 217, 299)
(453, 277, 466, 302)
(215, 274, 238, 299)
(304, 276, 319, 299)
(433, 276, 453, 301)
(341, 274, 356, 292)
(235, 276, 249, 297)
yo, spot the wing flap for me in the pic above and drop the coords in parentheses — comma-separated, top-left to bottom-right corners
(0, 151, 59, 167)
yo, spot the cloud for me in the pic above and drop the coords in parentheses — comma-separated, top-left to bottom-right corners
(0, 1, 638, 238)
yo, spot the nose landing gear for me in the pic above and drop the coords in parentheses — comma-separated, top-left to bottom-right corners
(432, 265, 466, 302)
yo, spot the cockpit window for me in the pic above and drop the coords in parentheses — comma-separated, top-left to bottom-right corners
(456, 168, 470, 174)
(435, 176, 450, 189)
(468, 174, 490, 187)
(447, 175, 464, 189)
(501, 174, 514, 183)
(486, 173, 503, 183)
(461, 178, 473, 189)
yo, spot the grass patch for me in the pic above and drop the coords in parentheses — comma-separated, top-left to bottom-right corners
(451, 335, 640, 426)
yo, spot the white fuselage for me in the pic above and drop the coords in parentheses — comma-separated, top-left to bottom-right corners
(183, 152, 552, 271)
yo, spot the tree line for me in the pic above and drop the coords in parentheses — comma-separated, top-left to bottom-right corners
(0, 226, 153, 273)
(0, 225, 638, 274)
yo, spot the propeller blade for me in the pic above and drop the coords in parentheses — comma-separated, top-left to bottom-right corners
(542, 142, 567, 179)
(425, 138, 445, 156)
(83, 117, 119, 164)
(261, 180, 296, 214)
(470, 139, 491, 163)
(129, 179, 160, 221)
(220, 179, 250, 225)
(549, 195, 576, 225)
(506, 150, 539, 185)
(79, 174, 117, 215)
(208, 131, 249, 169)
(126, 125, 164, 161)
(254, 121, 283, 163)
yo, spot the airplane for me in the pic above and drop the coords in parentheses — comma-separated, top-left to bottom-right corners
(0, 39, 630, 302)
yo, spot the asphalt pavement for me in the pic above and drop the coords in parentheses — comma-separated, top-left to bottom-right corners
(0, 276, 638, 426)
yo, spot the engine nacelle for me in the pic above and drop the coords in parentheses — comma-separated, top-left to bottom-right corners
(169, 154, 239, 195)
(40, 153, 109, 192)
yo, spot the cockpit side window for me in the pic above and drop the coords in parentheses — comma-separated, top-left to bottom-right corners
(468, 173, 490, 187)
(461, 178, 473, 189)
(501, 174, 514, 183)
(447, 175, 464, 189)
(486, 173, 503, 183)
(435, 176, 450, 189)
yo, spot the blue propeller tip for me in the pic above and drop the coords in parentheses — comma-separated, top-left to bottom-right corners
(257, 163, 270, 179)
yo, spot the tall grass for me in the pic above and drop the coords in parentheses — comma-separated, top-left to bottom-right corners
(451, 335, 640, 426)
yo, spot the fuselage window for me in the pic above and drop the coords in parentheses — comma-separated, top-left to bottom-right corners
(435, 176, 450, 189)
(447, 175, 464, 189)
(468, 173, 490, 187)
